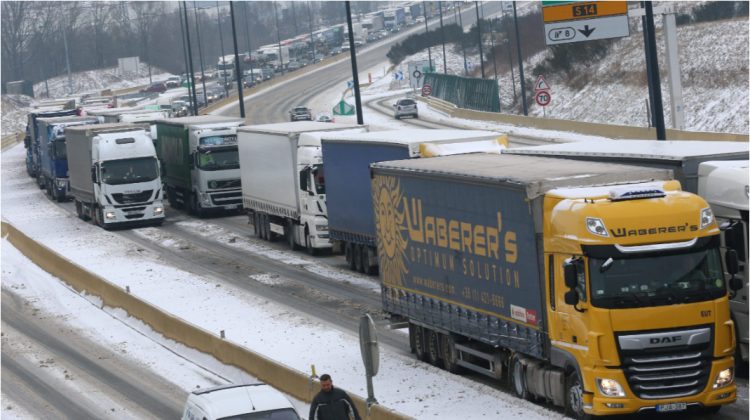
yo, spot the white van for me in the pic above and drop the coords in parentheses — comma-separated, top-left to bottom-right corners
(182, 383, 300, 420)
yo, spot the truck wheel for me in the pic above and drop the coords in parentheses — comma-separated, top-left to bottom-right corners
(305, 228, 318, 256)
(36, 173, 45, 189)
(287, 220, 298, 250)
(345, 242, 355, 269)
(441, 334, 462, 373)
(353, 244, 364, 272)
(75, 200, 88, 221)
(411, 324, 428, 361)
(565, 371, 591, 420)
(56, 188, 66, 202)
(509, 354, 531, 401)
(253, 213, 261, 237)
(260, 214, 269, 240)
(166, 187, 178, 209)
(190, 193, 205, 218)
(362, 247, 376, 275)
(426, 329, 442, 367)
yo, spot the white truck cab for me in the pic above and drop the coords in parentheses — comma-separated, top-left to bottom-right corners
(181, 383, 300, 420)
(699, 160, 749, 364)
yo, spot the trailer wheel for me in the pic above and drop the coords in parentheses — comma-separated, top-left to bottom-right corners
(564, 371, 590, 420)
(426, 329, 442, 367)
(411, 323, 428, 361)
(261, 214, 270, 241)
(362, 246, 377, 275)
(252, 213, 261, 237)
(353, 244, 364, 272)
(509, 354, 531, 401)
(441, 334, 462, 373)
(75, 200, 89, 221)
(345, 242, 355, 270)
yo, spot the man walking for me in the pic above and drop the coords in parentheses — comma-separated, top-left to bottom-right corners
(309, 374, 361, 420)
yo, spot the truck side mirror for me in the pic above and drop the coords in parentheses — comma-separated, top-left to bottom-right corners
(564, 290, 579, 306)
(159, 160, 166, 177)
(299, 169, 308, 192)
(24, 136, 30, 148)
(722, 222, 746, 263)
(91, 165, 98, 183)
(726, 249, 739, 276)
(563, 262, 578, 289)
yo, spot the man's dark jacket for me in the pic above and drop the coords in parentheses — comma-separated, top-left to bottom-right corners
(309, 386, 361, 420)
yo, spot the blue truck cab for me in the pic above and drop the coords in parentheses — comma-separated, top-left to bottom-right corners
(36, 116, 101, 202)
(24, 108, 78, 179)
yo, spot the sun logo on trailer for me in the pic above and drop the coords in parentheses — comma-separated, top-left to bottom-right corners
(373, 175, 409, 286)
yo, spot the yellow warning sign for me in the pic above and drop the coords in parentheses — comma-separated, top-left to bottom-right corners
(543, 1, 628, 23)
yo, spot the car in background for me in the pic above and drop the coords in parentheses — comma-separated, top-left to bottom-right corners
(315, 113, 334, 123)
(286, 61, 302, 72)
(289, 106, 312, 121)
(140, 82, 167, 94)
(165, 76, 182, 89)
(393, 98, 418, 119)
(329, 47, 342, 56)
(181, 383, 300, 420)
(171, 100, 189, 117)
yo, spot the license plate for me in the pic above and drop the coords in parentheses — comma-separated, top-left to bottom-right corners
(226, 205, 239, 210)
(656, 402, 687, 412)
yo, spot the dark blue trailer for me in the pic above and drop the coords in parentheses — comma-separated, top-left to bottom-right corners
(321, 129, 504, 274)
(24, 108, 77, 179)
(37, 116, 100, 202)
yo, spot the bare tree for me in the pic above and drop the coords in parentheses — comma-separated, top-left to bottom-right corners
(130, 1, 160, 83)
(1, 2, 37, 80)
(89, 1, 114, 68)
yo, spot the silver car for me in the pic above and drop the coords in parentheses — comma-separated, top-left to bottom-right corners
(393, 98, 418, 119)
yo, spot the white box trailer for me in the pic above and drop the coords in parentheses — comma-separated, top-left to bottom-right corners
(238, 122, 367, 253)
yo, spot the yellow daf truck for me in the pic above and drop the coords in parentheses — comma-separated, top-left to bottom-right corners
(371, 153, 740, 418)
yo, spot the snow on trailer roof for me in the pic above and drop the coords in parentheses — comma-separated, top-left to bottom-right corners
(371, 153, 673, 200)
(238, 121, 363, 134)
(65, 122, 149, 136)
(321, 129, 504, 157)
(159, 115, 245, 126)
(506, 140, 749, 161)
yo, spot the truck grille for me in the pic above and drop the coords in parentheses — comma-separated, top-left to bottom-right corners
(617, 327, 712, 399)
(122, 206, 147, 219)
(212, 179, 240, 189)
(210, 191, 242, 206)
(112, 190, 153, 204)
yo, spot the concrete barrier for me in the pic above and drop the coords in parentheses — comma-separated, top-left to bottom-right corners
(1, 220, 410, 420)
(418, 96, 748, 142)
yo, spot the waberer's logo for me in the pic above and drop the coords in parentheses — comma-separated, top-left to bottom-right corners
(373, 175, 409, 286)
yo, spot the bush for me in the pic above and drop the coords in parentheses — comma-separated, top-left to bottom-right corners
(692, 1, 748, 23)
(532, 39, 614, 78)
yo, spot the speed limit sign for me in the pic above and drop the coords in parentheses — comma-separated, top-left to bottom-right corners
(535, 90, 551, 107)
(421, 83, 432, 96)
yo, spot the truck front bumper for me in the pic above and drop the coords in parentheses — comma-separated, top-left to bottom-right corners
(101, 201, 165, 226)
(585, 357, 736, 416)
(199, 189, 242, 210)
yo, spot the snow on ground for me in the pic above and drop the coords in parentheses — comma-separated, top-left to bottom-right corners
(1, 140, 563, 420)
(1, 237, 309, 417)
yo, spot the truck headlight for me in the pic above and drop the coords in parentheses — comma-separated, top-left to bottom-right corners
(315, 224, 328, 232)
(596, 378, 625, 397)
(713, 368, 733, 389)
(586, 217, 609, 237)
(55, 179, 67, 188)
(700, 207, 714, 229)
(154, 206, 164, 215)
(105, 211, 116, 220)
(208, 181, 218, 189)
(200, 193, 211, 205)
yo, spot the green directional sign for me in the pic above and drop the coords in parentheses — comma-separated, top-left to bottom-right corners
(332, 100, 355, 116)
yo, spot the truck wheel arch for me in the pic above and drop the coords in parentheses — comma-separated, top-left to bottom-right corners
(550, 345, 584, 391)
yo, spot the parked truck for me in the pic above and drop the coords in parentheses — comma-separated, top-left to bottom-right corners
(237, 122, 367, 253)
(321, 129, 507, 274)
(504, 140, 750, 366)
(155, 116, 245, 216)
(36, 116, 101, 202)
(66, 123, 165, 228)
(24, 108, 78, 178)
(372, 152, 740, 418)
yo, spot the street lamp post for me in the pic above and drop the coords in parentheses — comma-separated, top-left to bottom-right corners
(422, 2, 432, 71)
(439, 2, 447, 74)
(193, 2, 208, 107)
(475, 2, 485, 78)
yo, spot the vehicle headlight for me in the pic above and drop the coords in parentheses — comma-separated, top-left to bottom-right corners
(586, 217, 609, 237)
(700, 207, 714, 229)
(55, 179, 67, 187)
(200, 193, 210, 204)
(105, 211, 116, 220)
(154, 206, 164, 215)
(315, 224, 328, 232)
(713, 368, 733, 389)
(208, 181, 218, 189)
(596, 378, 625, 397)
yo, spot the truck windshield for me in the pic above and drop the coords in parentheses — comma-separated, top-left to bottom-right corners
(312, 164, 325, 194)
(101, 157, 159, 185)
(197, 148, 239, 171)
(589, 247, 726, 309)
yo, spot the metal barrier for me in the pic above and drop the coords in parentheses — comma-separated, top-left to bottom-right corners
(423, 73, 500, 113)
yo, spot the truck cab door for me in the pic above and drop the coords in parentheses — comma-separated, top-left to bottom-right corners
(547, 254, 592, 357)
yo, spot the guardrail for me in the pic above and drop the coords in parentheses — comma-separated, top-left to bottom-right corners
(1, 220, 410, 420)
(1, 132, 23, 151)
(418, 96, 748, 142)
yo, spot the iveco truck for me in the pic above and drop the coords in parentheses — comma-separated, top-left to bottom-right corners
(66, 123, 165, 229)
(237, 122, 367, 253)
(155, 116, 244, 216)
(504, 140, 749, 367)
(372, 153, 739, 418)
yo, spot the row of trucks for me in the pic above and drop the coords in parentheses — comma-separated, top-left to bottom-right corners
(234, 121, 747, 417)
